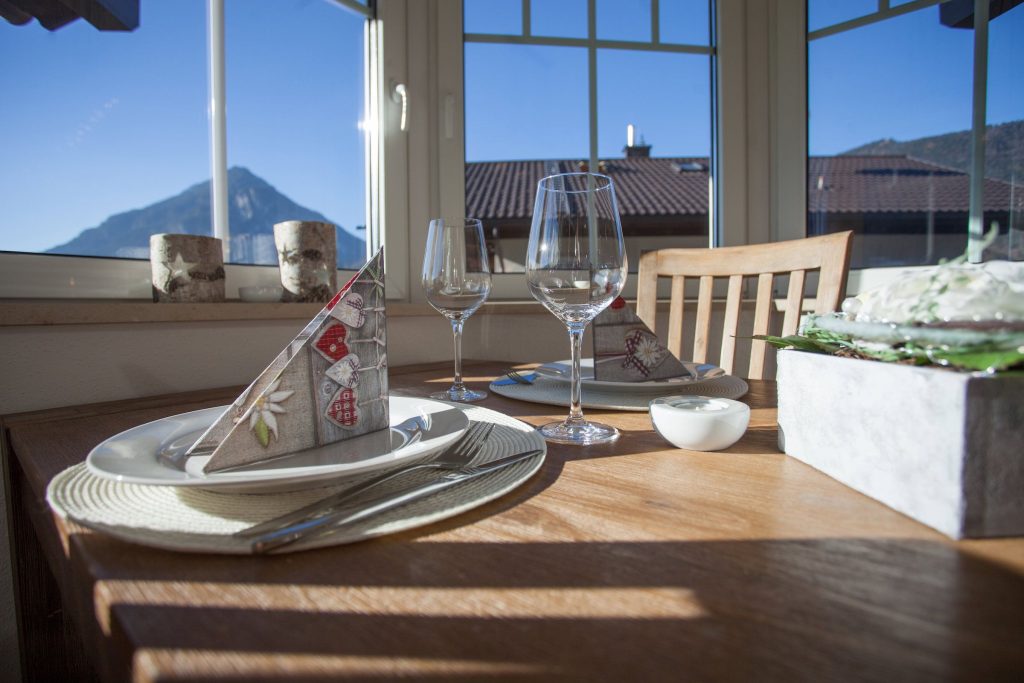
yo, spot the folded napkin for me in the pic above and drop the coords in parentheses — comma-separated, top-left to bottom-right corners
(191, 249, 389, 473)
(592, 296, 691, 381)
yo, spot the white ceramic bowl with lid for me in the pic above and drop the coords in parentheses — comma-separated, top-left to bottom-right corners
(649, 396, 750, 451)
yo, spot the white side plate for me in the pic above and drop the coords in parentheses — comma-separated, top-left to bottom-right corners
(535, 358, 726, 392)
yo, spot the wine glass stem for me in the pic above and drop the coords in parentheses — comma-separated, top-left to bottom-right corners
(568, 325, 585, 423)
(450, 318, 466, 392)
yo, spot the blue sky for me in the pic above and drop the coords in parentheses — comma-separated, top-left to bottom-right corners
(808, 0, 1024, 153)
(0, 0, 365, 253)
(1, 0, 1021, 255)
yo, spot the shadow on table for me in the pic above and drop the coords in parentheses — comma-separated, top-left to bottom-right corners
(74, 533, 1024, 681)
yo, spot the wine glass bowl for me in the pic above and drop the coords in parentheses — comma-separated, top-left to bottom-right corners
(526, 173, 626, 445)
(422, 218, 492, 402)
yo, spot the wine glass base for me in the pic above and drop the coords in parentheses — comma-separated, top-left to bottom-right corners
(539, 420, 619, 445)
(431, 387, 488, 403)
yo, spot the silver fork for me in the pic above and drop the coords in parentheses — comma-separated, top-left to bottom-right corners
(503, 368, 535, 385)
(235, 421, 495, 538)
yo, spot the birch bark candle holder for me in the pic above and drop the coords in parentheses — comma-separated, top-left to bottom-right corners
(150, 234, 226, 303)
(274, 220, 338, 303)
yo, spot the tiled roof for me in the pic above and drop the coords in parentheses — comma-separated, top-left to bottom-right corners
(809, 155, 1018, 213)
(465, 155, 1019, 218)
(466, 157, 710, 219)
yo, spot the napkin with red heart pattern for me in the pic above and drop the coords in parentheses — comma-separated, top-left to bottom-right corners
(592, 296, 692, 382)
(191, 248, 389, 473)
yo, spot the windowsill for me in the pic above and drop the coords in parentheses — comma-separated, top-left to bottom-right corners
(0, 297, 818, 327)
(0, 299, 549, 327)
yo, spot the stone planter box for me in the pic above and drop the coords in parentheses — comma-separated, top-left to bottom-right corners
(776, 349, 1024, 539)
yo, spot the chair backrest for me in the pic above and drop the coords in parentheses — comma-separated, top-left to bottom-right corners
(636, 231, 853, 379)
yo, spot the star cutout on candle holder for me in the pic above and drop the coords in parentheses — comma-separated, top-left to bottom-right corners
(162, 253, 198, 284)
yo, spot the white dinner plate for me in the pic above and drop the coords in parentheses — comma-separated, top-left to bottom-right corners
(53, 405, 545, 554)
(86, 395, 469, 492)
(535, 358, 727, 392)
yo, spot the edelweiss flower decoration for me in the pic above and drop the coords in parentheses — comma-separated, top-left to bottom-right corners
(592, 296, 690, 382)
(633, 333, 665, 368)
(249, 379, 295, 447)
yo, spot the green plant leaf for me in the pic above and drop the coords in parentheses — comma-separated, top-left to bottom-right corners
(254, 416, 270, 447)
(752, 334, 839, 354)
(929, 349, 1024, 372)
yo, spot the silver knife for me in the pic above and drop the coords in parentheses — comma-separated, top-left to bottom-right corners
(251, 448, 544, 554)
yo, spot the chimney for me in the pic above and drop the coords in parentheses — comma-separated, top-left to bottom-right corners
(624, 124, 651, 158)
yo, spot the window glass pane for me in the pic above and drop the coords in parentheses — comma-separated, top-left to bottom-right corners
(597, 0, 652, 42)
(807, 0, 877, 34)
(464, 0, 522, 35)
(465, 43, 588, 273)
(532, 0, 587, 39)
(597, 50, 709, 158)
(987, 2, 1024, 259)
(660, 0, 710, 46)
(465, 44, 589, 161)
(225, 0, 367, 268)
(0, 1, 208, 258)
(597, 49, 711, 256)
(465, 1, 712, 275)
(808, 6, 983, 267)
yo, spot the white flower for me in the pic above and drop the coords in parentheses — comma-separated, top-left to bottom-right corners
(846, 260, 1024, 324)
(249, 379, 294, 443)
(634, 335, 664, 367)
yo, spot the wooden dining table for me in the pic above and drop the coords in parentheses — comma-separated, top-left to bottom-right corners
(4, 359, 1023, 682)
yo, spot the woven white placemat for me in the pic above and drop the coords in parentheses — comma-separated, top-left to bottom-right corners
(490, 374, 749, 411)
(47, 405, 544, 554)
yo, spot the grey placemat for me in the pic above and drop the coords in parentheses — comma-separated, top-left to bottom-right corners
(490, 374, 749, 411)
(47, 405, 545, 554)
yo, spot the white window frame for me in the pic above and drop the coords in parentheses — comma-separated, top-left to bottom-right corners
(7, 0, 993, 304)
(424, 0, 820, 301)
(431, 0, 721, 301)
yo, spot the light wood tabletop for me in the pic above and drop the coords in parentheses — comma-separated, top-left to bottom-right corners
(4, 360, 1023, 682)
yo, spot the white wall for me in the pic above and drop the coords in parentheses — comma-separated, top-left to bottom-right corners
(0, 313, 573, 416)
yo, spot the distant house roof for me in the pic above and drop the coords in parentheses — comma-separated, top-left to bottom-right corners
(808, 155, 1016, 214)
(466, 157, 710, 222)
(465, 155, 1019, 226)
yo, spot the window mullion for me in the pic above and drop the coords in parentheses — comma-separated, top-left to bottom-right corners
(587, 0, 599, 172)
(207, 0, 229, 260)
(967, 0, 989, 263)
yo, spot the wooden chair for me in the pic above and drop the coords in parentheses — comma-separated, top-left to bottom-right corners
(636, 231, 853, 379)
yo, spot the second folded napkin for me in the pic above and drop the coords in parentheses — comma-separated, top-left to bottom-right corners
(592, 296, 691, 382)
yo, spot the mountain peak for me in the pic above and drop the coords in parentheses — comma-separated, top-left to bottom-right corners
(227, 166, 262, 183)
(46, 168, 365, 267)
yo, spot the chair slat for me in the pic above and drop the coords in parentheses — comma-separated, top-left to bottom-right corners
(636, 253, 659, 329)
(814, 231, 853, 313)
(693, 275, 714, 363)
(667, 276, 685, 359)
(718, 275, 744, 375)
(748, 272, 774, 379)
(781, 269, 806, 337)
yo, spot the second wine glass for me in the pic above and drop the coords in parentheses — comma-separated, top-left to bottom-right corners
(526, 173, 627, 444)
(422, 218, 492, 402)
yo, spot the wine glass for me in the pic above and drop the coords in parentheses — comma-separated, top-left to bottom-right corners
(526, 173, 627, 444)
(422, 218, 492, 402)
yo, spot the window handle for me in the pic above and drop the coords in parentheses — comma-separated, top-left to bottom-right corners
(391, 82, 408, 132)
